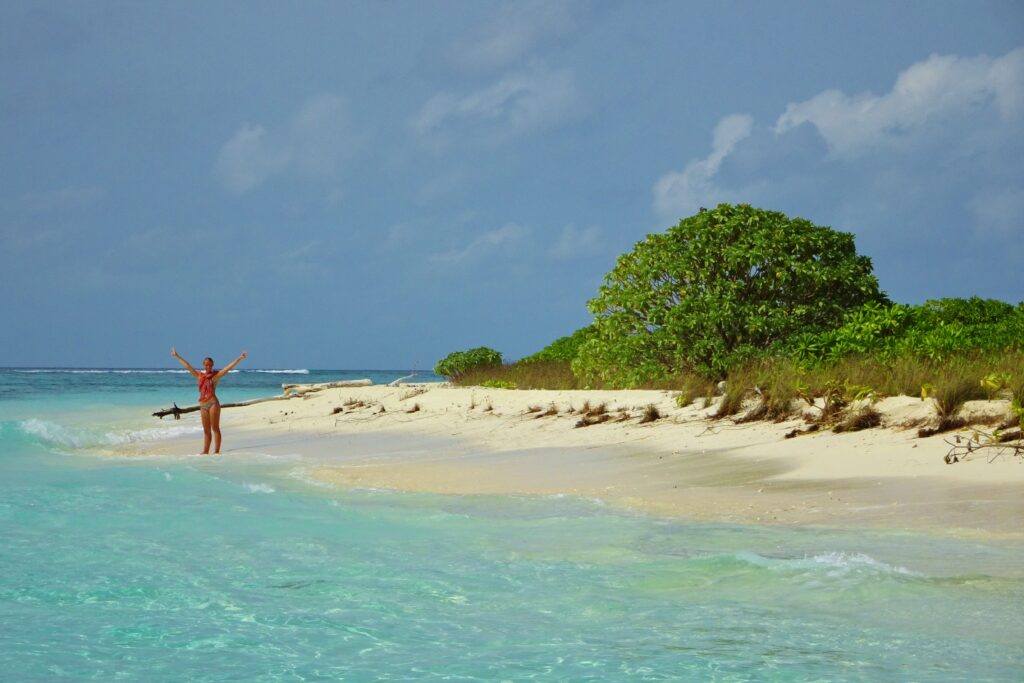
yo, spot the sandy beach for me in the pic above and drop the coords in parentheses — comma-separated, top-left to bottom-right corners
(132, 383, 1024, 537)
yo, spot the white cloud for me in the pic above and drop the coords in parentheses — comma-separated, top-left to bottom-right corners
(430, 223, 529, 266)
(775, 48, 1024, 156)
(413, 67, 579, 140)
(215, 124, 288, 193)
(451, 0, 580, 71)
(215, 94, 353, 193)
(653, 114, 753, 220)
(548, 224, 601, 260)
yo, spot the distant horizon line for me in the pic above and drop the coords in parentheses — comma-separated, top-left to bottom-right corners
(0, 366, 435, 372)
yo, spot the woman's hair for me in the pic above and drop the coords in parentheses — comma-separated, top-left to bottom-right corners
(204, 357, 214, 365)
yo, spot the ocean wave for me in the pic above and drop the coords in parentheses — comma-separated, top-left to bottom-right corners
(244, 483, 276, 494)
(16, 418, 201, 449)
(731, 550, 917, 577)
(9, 368, 311, 375)
(250, 369, 310, 374)
(10, 369, 190, 374)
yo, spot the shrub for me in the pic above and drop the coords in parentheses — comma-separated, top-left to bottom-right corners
(454, 360, 581, 389)
(787, 298, 1024, 364)
(434, 347, 502, 380)
(576, 203, 885, 384)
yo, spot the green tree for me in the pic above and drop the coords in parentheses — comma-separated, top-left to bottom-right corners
(520, 325, 596, 363)
(576, 204, 886, 383)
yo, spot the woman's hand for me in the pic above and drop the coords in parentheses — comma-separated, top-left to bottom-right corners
(240, 350, 247, 360)
(171, 347, 179, 358)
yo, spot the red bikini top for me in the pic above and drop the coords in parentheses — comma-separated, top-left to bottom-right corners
(198, 371, 217, 401)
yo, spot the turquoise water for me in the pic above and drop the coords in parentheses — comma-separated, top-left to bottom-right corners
(1, 370, 1022, 681)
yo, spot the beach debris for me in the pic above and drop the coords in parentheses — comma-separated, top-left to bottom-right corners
(525, 405, 542, 414)
(943, 428, 1023, 464)
(282, 379, 372, 397)
(574, 414, 611, 428)
(388, 372, 418, 387)
(534, 403, 559, 418)
(406, 403, 421, 413)
(399, 387, 428, 401)
(152, 394, 292, 419)
(784, 424, 820, 439)
(918, 417, 967, 438)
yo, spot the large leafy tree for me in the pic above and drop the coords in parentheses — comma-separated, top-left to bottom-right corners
(575, 204, 887, 383)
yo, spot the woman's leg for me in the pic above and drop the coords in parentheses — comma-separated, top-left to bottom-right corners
(201, 407, 212, 454)
(210, 403, 222, 453)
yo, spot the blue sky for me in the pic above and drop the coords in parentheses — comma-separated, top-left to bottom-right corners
(1, 1, 1022, 369)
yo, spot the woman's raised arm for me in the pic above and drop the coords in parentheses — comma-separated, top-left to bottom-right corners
(171, 347, 200, 378)
(215, 351, 248, 380)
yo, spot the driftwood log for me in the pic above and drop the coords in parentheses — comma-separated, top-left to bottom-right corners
(388, 373, 418, 387)
(153, 378, 374, 419)
(281, 379, 372, 397)
(152, 395, 293, 420)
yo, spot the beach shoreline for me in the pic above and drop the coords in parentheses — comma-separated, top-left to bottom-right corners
(131, 383, 1024, 537)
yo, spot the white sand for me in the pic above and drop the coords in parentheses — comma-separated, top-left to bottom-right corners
(135, 384, 1024, 535)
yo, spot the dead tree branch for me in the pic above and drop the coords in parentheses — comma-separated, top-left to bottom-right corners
(943, 428, 1023, 464)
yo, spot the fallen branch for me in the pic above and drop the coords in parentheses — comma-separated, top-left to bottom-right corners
(388, 373, 418, 387)
(152, 395, 293, 420)
(281, 379, 372, 397)
(943, 428, 1023, 464)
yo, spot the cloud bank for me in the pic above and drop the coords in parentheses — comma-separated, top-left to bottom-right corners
(215, 94, 354, 193)
(775, 48, 1024, 156)
(430, 223, 530, 266)
(414, 66, 579, 143)
(652, 48, 1024, 299)
(450, 0, 582, 72)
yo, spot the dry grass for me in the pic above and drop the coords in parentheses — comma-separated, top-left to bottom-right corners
(399, 387, 427, 401)
(451, 351, 1024, 433)
(574, 414, 611, 428)
(933, 369, 986, 428)
(639, 404, 661, 423)
(535, 403, 559, 418)
(457, 361, 581, 390)
(833, 405, 882, 433)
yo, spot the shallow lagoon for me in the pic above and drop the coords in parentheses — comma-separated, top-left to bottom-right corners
(1, 370, 1022, 681)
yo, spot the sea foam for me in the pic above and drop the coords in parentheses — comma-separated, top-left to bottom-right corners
(17, 418, 200, 450)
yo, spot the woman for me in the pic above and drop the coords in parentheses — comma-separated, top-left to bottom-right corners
(171, 348, 247, 454)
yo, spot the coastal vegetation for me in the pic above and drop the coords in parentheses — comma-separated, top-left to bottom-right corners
(434, 204, 1024, 434)
(433, 347, 502, 381)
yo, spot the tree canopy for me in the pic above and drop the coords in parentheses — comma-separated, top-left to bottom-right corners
(574, 204, 887, 383)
